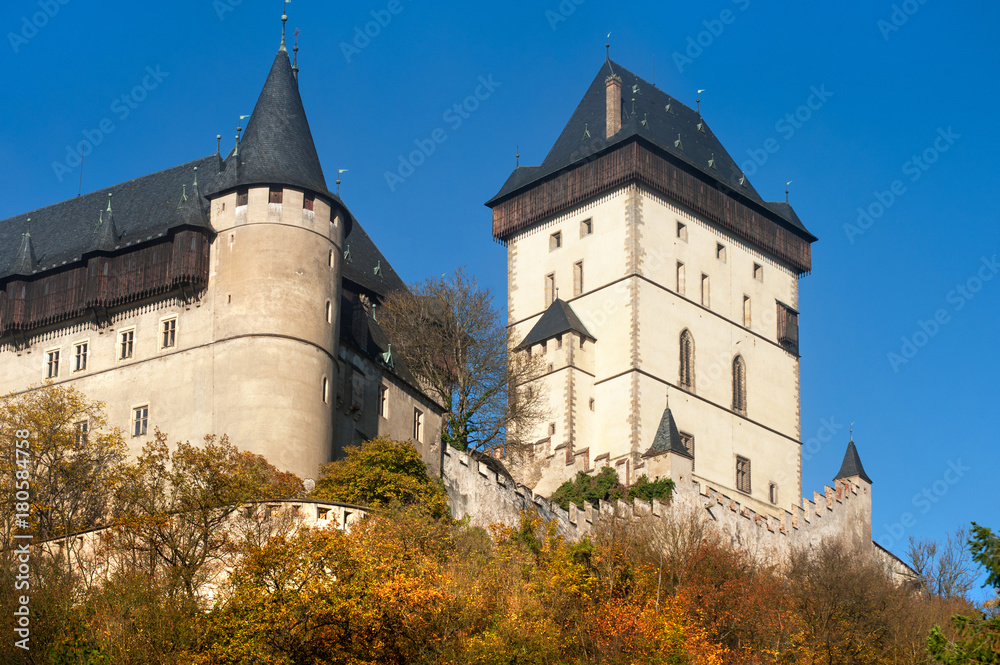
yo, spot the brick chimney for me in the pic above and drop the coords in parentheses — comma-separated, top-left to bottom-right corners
(605, 74, 622, 138)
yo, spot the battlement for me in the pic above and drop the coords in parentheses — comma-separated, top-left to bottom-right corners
(443, 447, 875, 561)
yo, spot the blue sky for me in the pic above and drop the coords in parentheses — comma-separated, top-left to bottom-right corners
(2, 1, 998, 585)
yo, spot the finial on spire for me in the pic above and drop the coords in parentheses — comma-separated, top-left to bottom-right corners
(193, 166, 199, 187)
(106, 193, 113, 213)
(516, 145, 519, 168)
(697, 89, 705, 114)
(292, 28, 301, 76)
(280, 0, 290, 51)
(606, 32, 611, 60)
(337, 168, 348, 196)
(786, 180, 793, 203)
(216, 134, 222, 155)
(235, 115, 249, 155)
(850, 421, 854, 442)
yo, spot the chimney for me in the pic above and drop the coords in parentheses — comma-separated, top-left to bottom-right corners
(606, 74, 622, 138)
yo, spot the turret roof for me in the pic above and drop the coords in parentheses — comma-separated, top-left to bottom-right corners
(208, 48, 328, 198)
(516, 299, 594, 349)
(834, 438, 873, 484)
(642, 405, 691, 459)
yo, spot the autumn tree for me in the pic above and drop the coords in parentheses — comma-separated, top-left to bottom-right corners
(105, 430, 303, 602)
(310, 436, 449, 519)
(0, 384, 126, 551)
(377, 268, 546, 452)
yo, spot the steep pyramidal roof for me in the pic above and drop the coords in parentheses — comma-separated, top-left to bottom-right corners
(516, 299, 594, 349)
(488, 59, 815, 240)
(643, 405, 691, 459)
(93, 196, 122, 252)
(834, 438, 873, 484)
(8, 231, 37, 277)
(209, 47, 328, 197)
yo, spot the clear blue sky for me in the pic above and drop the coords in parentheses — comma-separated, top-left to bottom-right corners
(2, 1, 998, 585)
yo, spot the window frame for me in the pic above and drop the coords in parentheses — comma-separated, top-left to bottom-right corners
(132, 405, 149, 438)
(73, 340, 89, 372)
(736, 455, 751, 494)
(160, 317, 177, 350)
(549, 231, 562, 251)
(118, 328, 135, 360)
(413, 408, 424, 443)
(45, 347, 60, 379)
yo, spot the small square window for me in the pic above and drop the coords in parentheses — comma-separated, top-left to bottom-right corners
(556, 335, 563, 349)
(754, 263, 763, 281)
(580, 218, 593, 237)
(548, 423, 556, 437)
(716, 243, 727, 263)
(73, 342, 88, 372)
(133, 406, 149, 437)
(161, 319, 176, 349)
(45, 349, 60, 379)
(236, 188, 248, 207)
(550, 231, 562, 251)
(119, 330, 134, 360)
(677, 222, 688, 242)
(304, 193, 315, 211)
(269, 188, 283, 204)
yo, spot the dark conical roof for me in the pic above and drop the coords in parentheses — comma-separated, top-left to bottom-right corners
(9, 229, 37, 276)
(834, 439, 873, 484)
(516, 299, 594, 349)
(175, 169, 210, 230)
(208, 48, 328, 197)
(93, 196, 121, 252)
(643, 405, 691, 459)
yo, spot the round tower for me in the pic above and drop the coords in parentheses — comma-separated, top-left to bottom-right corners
(202, 39, 351, 483)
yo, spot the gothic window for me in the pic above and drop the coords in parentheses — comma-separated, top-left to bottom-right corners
(736, 456, 751, 493)
(732, 355, 747, 414)
(679, 329, 695, 390)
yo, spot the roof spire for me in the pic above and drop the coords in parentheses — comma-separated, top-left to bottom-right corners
(834, 435, 873, 485)
(292, 28, 300, 79)
(605, 32, 611, 60)
(697, 88, 705, 114)
(94, 196, 121, 252)
(337, 168, 348, 196)
(280, 0, 290, 52)
(515, 145, 519, 168)
(10, 219, 37, 276)
(786, 180, 792, 202)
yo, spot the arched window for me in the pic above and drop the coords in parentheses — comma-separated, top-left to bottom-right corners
(679, 329, 695, 390)
(732, 355, 747, 414)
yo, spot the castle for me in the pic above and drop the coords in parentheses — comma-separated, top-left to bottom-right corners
(1, 14, 898, 568)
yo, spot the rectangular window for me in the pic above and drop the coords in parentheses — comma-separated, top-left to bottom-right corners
(45, 349, 60, 379)
(680, 432, 695, 471)
(580, 218, 593, 236)
(133, 406, 148, 437)
(701, 274, 710, 308)
(754, 263, 763, 281)
(548, 423, 556, 437)
(777, 301, 800, 353)
(73, 342, 88, 372)
(716, 243, 727, 262)
(743, 296, 751, 327)
(769, 482, 778, 505)
(378, 385, 388, 418)
(549, 231, 562, 251)
(676, 262, 686, 295)
(573, 261, 584, 297)
(545, 273, 556, 304)
(556, 335, 563, 349)
(413, 409, 424, 442)
(269, 188, 283, 204)
(677, 221, 688, 242)
(161, 318, 177, 349)
(736, 456, 751, 494)
(119, 330, 134, 360)
(304, 194, 315, 211)
(75, 421, 89, 446)
(236, 188, 248, 206)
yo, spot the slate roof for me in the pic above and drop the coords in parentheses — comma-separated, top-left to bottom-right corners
(834, 439, 873, 484)
(207, 47, 329, 198)
(642, 405, 692, 459)
(341, 221, 407, 298)
(0, 156, 215, 280)
(487, 59, 815, 241)
(516, 299, 594, 349)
